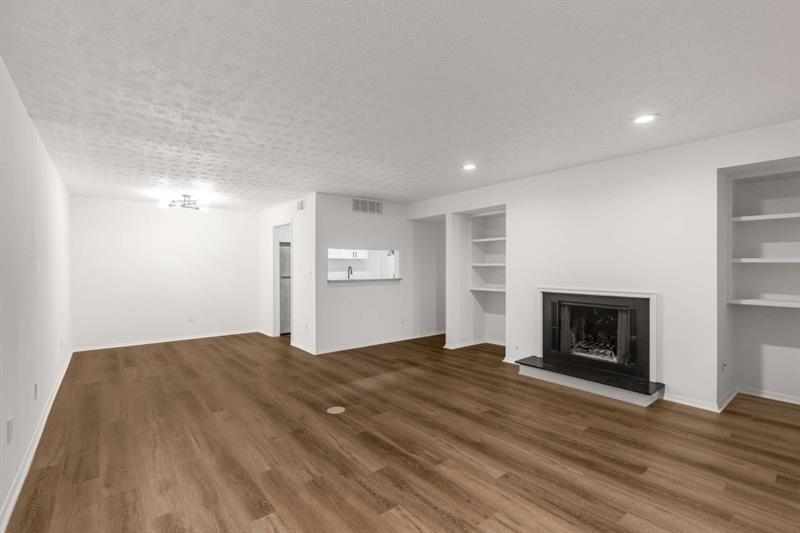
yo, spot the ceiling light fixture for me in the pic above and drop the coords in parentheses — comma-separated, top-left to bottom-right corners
(462, 162, 477, 171)
(168, 194, 200, 210)
(632, 113, 659, 125)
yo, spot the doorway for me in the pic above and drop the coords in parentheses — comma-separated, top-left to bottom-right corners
(275, 223, 292, 336)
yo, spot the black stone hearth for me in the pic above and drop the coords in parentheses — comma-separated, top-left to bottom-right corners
(516, 355, 664, 395)
(516, 291, 664, 396)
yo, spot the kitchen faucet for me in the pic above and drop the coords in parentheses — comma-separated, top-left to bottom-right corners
(347, 265, 353, 280)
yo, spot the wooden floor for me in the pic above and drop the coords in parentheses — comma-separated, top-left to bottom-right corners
(8, 334, 800, 532)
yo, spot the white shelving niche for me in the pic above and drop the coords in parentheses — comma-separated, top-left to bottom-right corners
(469, 209, 507, 345)
(728, 160, 800, 309)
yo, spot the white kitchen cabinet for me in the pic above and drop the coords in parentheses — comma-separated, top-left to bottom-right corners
(328, 249, 368, 259)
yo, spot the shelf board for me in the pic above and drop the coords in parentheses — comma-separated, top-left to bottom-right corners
(470, 287, 506, 293)
(471, 210, 506, 218)
(732, 212, 800, 222)
(472, 263, 506, 267)
(728, 299, 800, 309)
(471, 237, 507, 243)
(732, 258, 800, 263)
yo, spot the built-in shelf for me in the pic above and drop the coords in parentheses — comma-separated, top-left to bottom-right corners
(472, 263, 506, 267)
(728, 299, 800, 309)
(732, 212, 800, 222)
(470, 287, 506, 293)
(725, 160, 800, 318)
(460, 208, 507, 347)
(471, 237, 507, 243)
(732, 258, 800, 263)
(472, 210, 506, 218)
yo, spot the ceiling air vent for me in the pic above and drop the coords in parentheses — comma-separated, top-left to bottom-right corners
(352, 198, 383, 215)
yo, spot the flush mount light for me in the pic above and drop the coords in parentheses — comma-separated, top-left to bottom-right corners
(632, 113, 659, 125)
(168, 194, 200, 210)
(462, 162, 477, 171)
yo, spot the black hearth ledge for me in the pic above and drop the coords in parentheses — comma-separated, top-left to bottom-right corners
(516, 356, 665, 396)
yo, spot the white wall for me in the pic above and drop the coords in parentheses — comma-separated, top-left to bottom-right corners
(732, 308, 800, 404)
(315, 194, 445, 354)
(444, 212, 476, 348)
(410, 120, 800, 411)
(413, 219, 446, 337)
(0, 55, 72, 529)
(276, 224, 291, 243)
(257, 193, 317, 353)
(71, 197, 259, 349)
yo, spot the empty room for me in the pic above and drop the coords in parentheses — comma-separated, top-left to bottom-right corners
(1, 1, 799, 531)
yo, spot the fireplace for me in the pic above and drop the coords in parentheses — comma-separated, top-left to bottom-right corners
(542, 292, 650, 380)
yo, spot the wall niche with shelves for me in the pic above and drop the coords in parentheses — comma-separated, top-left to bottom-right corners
(469, 210, 506, 344)
(729, 164, 800, 308)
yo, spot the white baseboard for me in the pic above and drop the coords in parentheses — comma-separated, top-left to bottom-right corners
(0, 350, 73, 532)
(418, 329, 447, 338)
(289, 341, 316, 355)
(444, 339, 482, 350)
(716, 386, 739, 412)
(738, 386, 800, 406)
(73, 329, 258, 352)
(662, 392, 722, 413)
(444, 337, 505, 350)
(482, 337, 506, 347)
(315, 330, 445, 356)
(665, 385, 800, 413)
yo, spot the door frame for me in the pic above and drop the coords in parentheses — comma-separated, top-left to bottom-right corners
(272, 223, 293, 336)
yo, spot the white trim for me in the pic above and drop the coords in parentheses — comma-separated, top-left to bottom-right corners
(517, 363, 664, 407)
(662, 392, 722, 413)
(716, 386, 739, 412)
(537, 287, 660, 383)
(315, 331, 445, 355)
(0, 350, 73, 532)
(738, 386, 800, 406)
(289, 340, 316, 355)
(444, 339, 483, 350)
(272, 222, 293, 338)
(73, 330, 258, 352)
(443, 337, 503, 350)
(418, 329, 446, 339)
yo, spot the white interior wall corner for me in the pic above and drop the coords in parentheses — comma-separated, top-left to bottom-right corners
(0, 54, 73, 531)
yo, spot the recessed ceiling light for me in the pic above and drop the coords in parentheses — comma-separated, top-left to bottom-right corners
(632, 113, 659, 125)
(462, 162, 477, 171)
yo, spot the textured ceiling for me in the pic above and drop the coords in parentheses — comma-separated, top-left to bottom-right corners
(1, 1, 798, 209)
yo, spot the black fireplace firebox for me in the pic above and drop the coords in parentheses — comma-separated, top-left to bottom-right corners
(542, 292, 650, 380)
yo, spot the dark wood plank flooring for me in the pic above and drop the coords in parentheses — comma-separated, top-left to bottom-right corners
(8, 333, 800, 532)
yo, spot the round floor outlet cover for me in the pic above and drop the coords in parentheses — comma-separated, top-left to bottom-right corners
(326, 406, 346, 415)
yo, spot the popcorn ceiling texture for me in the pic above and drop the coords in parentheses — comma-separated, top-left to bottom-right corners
(0, 1, 798, 209)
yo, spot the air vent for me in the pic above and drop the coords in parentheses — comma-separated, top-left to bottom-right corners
(352, 198, 383, 214)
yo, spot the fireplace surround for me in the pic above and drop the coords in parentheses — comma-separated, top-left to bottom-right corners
(543, 291, 650, 379)
(517, 288, 664, 405)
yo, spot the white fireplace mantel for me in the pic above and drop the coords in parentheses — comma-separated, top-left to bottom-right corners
(537, 287, 659, 382)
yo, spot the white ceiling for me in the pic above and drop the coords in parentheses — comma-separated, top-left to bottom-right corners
(1, 1, 798, 210)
